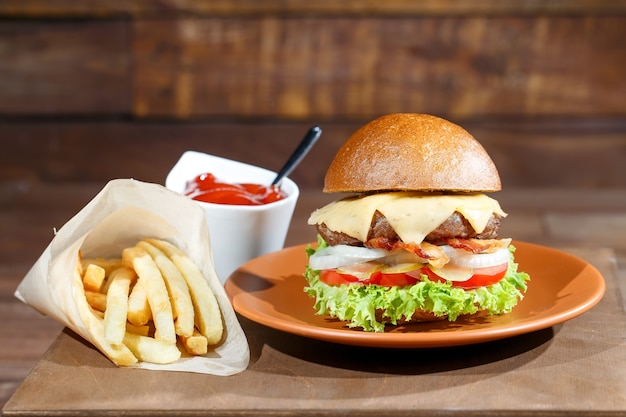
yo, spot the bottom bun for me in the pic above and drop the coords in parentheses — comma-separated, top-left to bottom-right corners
(380, 309, 448, 324)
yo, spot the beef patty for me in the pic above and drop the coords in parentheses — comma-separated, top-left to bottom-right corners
(316, 211, 501, 247)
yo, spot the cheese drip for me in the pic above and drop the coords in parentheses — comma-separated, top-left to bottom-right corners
(308, 192, 507, 244)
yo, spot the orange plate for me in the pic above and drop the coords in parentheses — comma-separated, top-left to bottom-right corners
(224, 241, 606, 348)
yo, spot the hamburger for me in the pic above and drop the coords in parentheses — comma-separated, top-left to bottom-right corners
(304, 113, 530, 332)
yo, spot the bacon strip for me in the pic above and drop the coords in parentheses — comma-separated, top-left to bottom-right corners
(366, 237, 511, 268)
(365, 237, 449, 268)
(443, 237, 512, 254)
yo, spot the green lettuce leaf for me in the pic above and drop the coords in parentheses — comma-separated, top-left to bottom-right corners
(303, 236, 530, 332)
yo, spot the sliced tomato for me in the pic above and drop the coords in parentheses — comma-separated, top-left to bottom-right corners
(450, 263, 508, 289)
(369, 271, 420, 287)
(318, 269, 421, 287)
(320, 269, 360, 285)
(318, 262, 508, 289)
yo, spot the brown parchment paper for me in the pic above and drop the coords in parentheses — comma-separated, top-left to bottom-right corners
(14, 179, 250, 375)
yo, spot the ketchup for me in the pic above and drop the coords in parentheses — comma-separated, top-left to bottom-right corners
(184, 173, 287, 206)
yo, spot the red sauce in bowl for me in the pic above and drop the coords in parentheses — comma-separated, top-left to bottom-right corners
(185, 173, 287, 206)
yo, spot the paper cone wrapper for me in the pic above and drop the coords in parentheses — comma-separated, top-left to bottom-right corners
(15, 179, 250, 375)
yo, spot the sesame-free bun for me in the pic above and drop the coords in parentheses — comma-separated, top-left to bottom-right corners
(324, 113, 501, 193)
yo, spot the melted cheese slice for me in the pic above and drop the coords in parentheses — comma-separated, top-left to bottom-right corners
(308, 192, 507, 244)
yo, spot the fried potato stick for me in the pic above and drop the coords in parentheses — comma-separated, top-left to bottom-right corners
(85, 290, 107, 312)
(122, 246, 176, 345)
(180, 329, 209, 356)
(145, 239, 223, 345)
(82, 263, 106, 292)
(81, 257, 123, 276)
(137, 240, 195, 338)
(123, 332, 181, 364)
(125, 322, 150, 337)
(103, 267, 136, 346)
(127, 275, 151, 326)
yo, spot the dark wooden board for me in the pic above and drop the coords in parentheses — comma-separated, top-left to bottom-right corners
(1, 16, 624, 119)
(0, 21, 130, 115)
(1, 120, 625, 188)
(1, 0, 625, 17)
(132, 16, 626, 119)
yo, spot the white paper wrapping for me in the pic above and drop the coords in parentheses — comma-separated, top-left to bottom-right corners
(15, 179, 250, 375)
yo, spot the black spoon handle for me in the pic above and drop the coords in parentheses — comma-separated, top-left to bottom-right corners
(271, 125, 322, 186)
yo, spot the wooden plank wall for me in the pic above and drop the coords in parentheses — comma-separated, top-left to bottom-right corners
(1, 1, 625, 190)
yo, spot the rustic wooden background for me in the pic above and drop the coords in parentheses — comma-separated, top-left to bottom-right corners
(1, 1, 625, 192)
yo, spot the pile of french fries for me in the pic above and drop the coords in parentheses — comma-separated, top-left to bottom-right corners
(79, 238, 223, 365)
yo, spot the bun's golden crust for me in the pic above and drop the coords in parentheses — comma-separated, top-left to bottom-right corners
(324, 113, 501, 193)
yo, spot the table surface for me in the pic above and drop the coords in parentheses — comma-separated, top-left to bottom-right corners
(2, 185, 626, 416)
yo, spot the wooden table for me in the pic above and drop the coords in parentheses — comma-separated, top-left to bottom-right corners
(2, 185, 626, 416)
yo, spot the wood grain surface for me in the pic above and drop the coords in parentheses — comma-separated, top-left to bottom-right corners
(1, 119, 625, 188)
(2, 16, 624, 118)
(132, 16, 626, 119)
(1, 0, 625, 16)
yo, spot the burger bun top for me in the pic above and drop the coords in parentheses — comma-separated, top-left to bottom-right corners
(324, 113, 501, 193)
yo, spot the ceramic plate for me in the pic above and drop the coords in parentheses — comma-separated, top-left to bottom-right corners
(224, 241, 606, 348)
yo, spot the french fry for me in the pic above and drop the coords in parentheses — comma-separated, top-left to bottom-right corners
(103, 267, 136, 346)
(122, 246, 176, 345)
(137, 240, 195, 338)
(85, 290, 107, 312)
(127, 276, 151, 326)
(180, 329, 208, 356)
(89, 320, 138, 366)
(123, 332, 181, 364)
(145, 239, 223, 345)
(81, 257, 123, 276)
(126, 322, 151, 337)
(82, 263, 106, 292)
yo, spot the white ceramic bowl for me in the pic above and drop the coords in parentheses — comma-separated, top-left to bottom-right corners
(166, 151, 299, 283)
